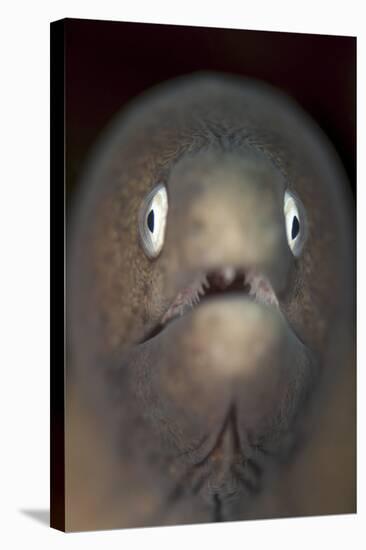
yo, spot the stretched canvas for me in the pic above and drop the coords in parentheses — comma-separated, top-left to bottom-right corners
(51, 18, 356, 532)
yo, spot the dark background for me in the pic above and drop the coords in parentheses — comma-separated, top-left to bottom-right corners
(64, 18, 356, 207)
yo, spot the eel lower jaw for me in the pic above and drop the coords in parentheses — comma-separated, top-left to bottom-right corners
(142, 266, 280, 343)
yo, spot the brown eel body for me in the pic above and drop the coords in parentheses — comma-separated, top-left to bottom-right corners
(66, 73, 355, 531)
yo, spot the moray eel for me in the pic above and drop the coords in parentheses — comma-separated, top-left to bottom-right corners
(67, 73, 355, 530)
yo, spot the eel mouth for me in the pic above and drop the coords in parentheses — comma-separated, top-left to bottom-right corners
(143, 266, 279, 342)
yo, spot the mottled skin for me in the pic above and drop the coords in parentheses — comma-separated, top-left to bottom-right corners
(66, 73, 355, 531)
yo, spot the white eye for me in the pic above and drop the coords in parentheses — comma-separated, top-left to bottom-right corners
(139, 184, 168, 259)
(284, 190, 306, 257)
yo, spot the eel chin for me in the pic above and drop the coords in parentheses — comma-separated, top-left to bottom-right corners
(126, 266, 315, 500)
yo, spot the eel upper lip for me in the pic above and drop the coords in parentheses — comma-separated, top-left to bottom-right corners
(141, 265, 279, 343)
